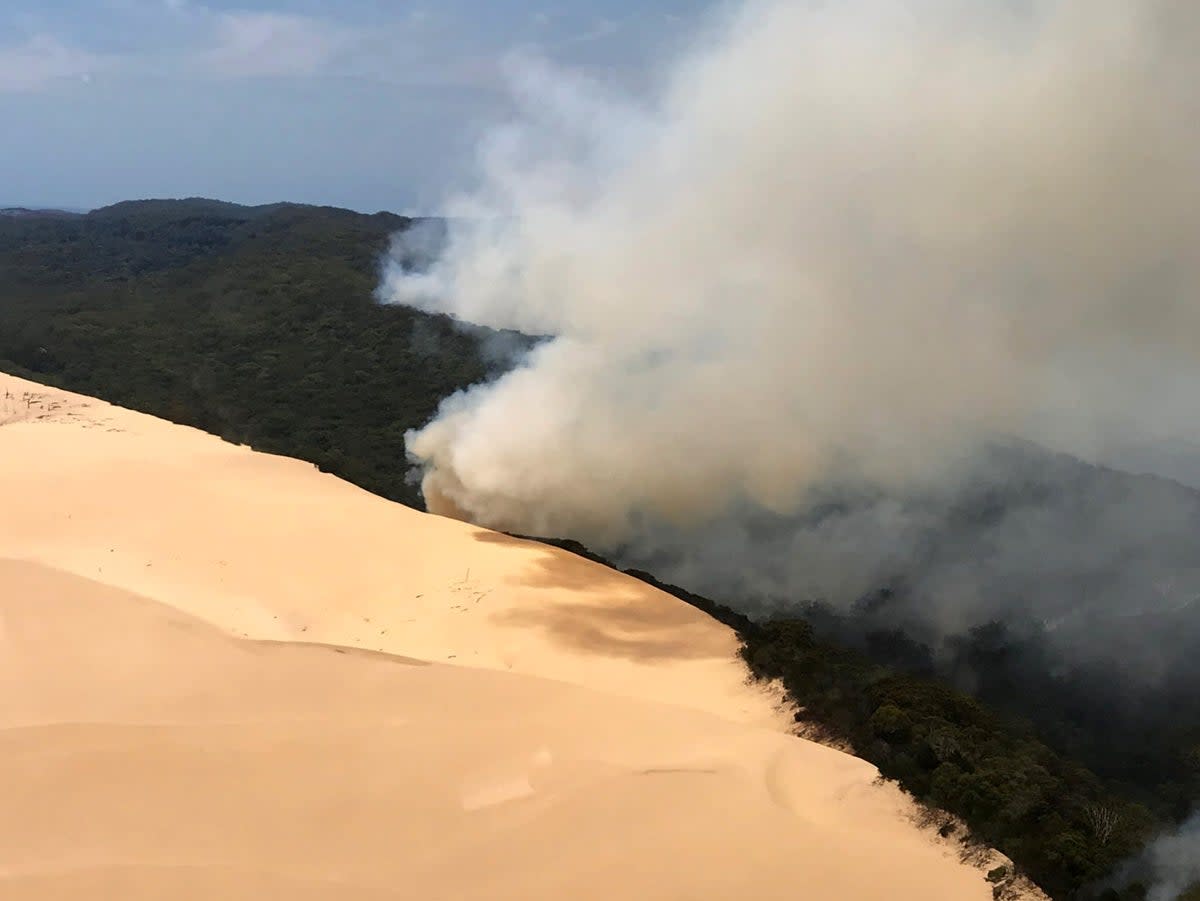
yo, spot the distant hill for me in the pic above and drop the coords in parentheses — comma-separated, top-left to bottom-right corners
(87, 196, 407, 225)
(0, 207, 83, 219)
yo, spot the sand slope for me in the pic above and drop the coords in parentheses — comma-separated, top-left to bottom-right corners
(0, 375, 775, 726)
(0, 373, 1010, 899)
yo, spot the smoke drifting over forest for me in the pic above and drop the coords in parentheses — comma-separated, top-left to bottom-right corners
(381, 0, 1199, 652)
(379, 0, 1200, 656)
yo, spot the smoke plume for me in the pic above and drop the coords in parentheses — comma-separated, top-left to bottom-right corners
(1131, 812, 1200, 901)
(378, 0, 1200, 670)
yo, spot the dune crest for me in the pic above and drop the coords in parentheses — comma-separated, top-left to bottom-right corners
(0, 374, 781, 725)
(0, 373, 1030, 899)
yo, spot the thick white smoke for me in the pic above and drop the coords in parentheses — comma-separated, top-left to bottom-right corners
(1140, 812, 1200, 900)
(381, 11, 1200, 881)
(380, 0, 1200, 547)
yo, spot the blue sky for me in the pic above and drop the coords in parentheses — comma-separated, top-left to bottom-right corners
(1, 0, 716, 212)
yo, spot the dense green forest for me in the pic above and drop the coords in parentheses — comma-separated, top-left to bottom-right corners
(0, 199, 505, 508)
(1, 200, 1193, 899)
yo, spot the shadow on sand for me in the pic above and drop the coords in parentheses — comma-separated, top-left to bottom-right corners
(472, 530, 730, 663)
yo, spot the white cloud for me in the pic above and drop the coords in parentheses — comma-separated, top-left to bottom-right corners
(0, 3, 683, 94)
(190, 8, 506, 90)
(0, 35, 101, 92)
(200, 11, 356, 78)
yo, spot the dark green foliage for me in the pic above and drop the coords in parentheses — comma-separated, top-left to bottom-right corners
(0, 199, 506, 508)
(1095, 886, 1147, 901)
(729, 623, 1161, 897)
(739, 617, 1159, 897)
(809, 604, 1200, 824)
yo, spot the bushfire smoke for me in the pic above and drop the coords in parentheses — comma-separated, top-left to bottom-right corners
(380, 6, 1200, 884)
(379, 0, 1200, 667)
(382, 0, 1198, 535)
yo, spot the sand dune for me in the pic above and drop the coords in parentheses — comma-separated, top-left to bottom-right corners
(0, 373, 1016, 899)
(0, 375, 776, 726)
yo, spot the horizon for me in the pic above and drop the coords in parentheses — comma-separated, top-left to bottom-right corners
(1, 1, 713, 214)
(0, 196, 399, 216)
(0, 197, 501, 220)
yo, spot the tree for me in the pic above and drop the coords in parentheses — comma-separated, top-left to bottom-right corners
(1082, 802, 1121, 847)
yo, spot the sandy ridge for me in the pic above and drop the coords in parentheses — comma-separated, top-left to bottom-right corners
(0, 372, 1027, 899)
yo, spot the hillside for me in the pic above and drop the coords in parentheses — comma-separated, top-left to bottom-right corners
(0, 371, 1015, 901)
(0, 198, 1193, 898)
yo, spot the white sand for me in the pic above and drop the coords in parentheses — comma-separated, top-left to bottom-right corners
(0, 373, 1019, 899)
